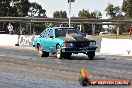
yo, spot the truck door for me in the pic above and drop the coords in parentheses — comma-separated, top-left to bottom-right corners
(46, 29, 56, 53)
(39, 29, 48, 51)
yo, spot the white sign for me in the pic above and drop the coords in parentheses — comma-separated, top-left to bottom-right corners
(19, 35, 34, 46)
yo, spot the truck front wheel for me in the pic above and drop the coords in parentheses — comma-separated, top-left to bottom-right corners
(87, 52, 95, 60)
(56, 45, 63, 59)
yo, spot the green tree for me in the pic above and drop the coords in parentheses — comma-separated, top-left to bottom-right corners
(122, 0, 132, 18)
(53, 11, 67, 18)
(28, 2, 46, 17)
(78, 9, 90, 18)
(0, 0, 46, 17)
(9, 0, 30, 17)
(78, 9, 102, 34)
(0, 0, 30, 17)
(0, 0, 47, 35)
(78, 9, 102, 19)
(0, 0, 11, 16)
(90, 11, 102, 18)
(105, 4, 125, 35)
(38, 9, 46, 17)
(105, 4, 122, 19)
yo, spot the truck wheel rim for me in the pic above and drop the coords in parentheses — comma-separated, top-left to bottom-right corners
(57, 46, 61, 58)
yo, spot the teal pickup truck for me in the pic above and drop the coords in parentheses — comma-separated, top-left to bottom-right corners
(33, 27, 98, 59)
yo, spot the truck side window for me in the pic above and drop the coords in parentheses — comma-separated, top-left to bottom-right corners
(48, 29, 54, 38)
(41, 29, 53, 38)
(41, 30, 48, 38)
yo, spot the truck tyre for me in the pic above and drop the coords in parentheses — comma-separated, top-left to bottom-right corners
(87, 52, 95, 60)
(56, 45, 63, 59)
(38, 45, 49, 57)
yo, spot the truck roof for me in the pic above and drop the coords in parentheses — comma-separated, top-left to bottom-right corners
(52, 27, 74, 29)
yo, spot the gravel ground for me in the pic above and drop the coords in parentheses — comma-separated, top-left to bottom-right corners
(0, 46, 131, 88)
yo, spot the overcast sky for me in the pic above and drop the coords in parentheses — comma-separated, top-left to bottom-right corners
(29, 0, 123, 18)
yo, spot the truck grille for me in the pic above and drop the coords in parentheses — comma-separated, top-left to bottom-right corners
(73, 42, 89, 47)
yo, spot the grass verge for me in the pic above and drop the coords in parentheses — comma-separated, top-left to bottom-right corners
(87, 34, 131, 39)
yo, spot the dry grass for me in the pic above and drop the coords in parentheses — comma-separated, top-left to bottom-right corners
(87, 34, 130, 39)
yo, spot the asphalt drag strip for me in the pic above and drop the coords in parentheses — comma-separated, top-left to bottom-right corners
(0, 46, 131, 88)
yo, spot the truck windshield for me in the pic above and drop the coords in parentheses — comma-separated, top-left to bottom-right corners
(55, 28, 82, 37)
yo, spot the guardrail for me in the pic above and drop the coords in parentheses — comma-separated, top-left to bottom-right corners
(0, 17, 132, 24)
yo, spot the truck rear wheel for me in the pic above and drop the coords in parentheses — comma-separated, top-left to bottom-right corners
(38, 45, 49, 57)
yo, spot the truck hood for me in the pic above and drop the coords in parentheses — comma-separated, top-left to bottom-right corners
(59, 33, 88, 42)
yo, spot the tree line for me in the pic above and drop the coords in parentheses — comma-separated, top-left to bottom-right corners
(0, 0, 132, 34)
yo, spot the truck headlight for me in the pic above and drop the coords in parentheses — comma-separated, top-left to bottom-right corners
(89, 42, 96, 46)
(64, 43, 74, 47)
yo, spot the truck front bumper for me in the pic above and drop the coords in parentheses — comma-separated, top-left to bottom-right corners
(61, 46, 97, 53)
